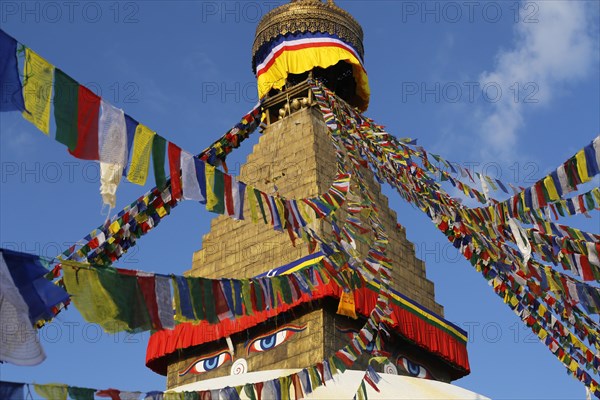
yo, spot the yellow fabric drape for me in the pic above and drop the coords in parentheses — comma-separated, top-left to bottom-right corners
(22, 48, 54, 134)
(336, 290, 358, 319)
(256, 45, 370, 111)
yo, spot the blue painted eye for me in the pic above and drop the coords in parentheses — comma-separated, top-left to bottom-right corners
(179, 350, 232, 376)
(246, 324, 307, 354)
(397, 356, 433, 379)
(260, 334, 277, 349)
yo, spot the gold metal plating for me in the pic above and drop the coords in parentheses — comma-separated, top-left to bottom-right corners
(252, 0, 364, 67)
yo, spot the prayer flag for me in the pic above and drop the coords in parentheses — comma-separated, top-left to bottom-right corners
(152, 135, 167, 189)
(127, 124, 156, 185)
(182, 151, 203, 201)
(0, 30, 25, 111)
(98, 101, 128, 208)
(70, 85, 101, 160)
(22, 48, 53, 134)
(53, 69, 78, 150)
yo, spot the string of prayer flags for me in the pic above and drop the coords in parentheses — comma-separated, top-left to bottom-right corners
(0, 29, 269, 218)
(1, 355, 371, 400)
(309, 80, 600, 395)
(0, 30, 25, 112)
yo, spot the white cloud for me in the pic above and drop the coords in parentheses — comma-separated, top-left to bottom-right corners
(477, 1, 597, 160)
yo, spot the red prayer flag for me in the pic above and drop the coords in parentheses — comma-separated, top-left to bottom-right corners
(96, 389, 121, 400)
(69, 85, 101, 160)
(137, 275, 163, 330)
(168, 142, 182, 201)
(223, 173, 234, 216)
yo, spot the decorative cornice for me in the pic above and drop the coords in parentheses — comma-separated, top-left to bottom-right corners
(252, 0, 364, 67)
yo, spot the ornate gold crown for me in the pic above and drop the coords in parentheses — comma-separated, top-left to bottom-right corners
(252, 0, 364, 70)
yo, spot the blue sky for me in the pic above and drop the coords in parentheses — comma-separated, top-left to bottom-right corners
(1, 1, 599, 398)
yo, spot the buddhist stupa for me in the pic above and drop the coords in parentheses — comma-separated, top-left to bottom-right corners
(145, 1, 486, 398)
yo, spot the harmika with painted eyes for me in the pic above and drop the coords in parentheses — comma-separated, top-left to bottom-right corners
(179, 324, 307, 376)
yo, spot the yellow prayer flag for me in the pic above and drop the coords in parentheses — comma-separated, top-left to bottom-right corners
(336, 290, 357, 319)
(543, 175, 560, 201)
(205, 164, 217, 209)
(126, 124, 156, 185)
(575, 149, 591, 184)
(538, 303, 547, 317)
(537, 328, 547, 341)
(156, 205, 167, 218)
(22, 48, 54, 135)
(34, 384, 68, 400)
(275, 197, 285, 226)
(299, 201, 313, 223)
(109, 220, 121, 234)
(247, 185, 259, 223)
(62, 264, 125, 333)
(548, 273, 562, 293)
(593, 187, 600, 204)
(569, 359, 578, 373)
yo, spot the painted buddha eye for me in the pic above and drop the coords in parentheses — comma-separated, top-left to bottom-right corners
(397, 356, 433, 379)
(179, 350, 232, 376)
(246, 324, 307, 354)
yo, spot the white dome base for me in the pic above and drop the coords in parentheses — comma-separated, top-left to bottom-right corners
(172, 369, 489, 399)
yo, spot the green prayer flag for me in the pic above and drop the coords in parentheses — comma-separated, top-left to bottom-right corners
(241, 280, 254, 316)
(243, 384, 257, 400)
(183, 391, 200, 400)
(152, 135, 167, 189)
(585, 192, 596, 211)
(53, 69, 78, 150)
(253, 280, 264, 312)
(187, 276, 206, 321)
(278, 276, 293, 305)
(67, 387, 96, 400)
(208, 167, 225, 214)
(201, 278, 219, 324)
(96, 267, 152, 332)
(254, 188, 268, 224)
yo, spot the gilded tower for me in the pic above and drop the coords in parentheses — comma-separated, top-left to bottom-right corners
(146, 1, 472, 395)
